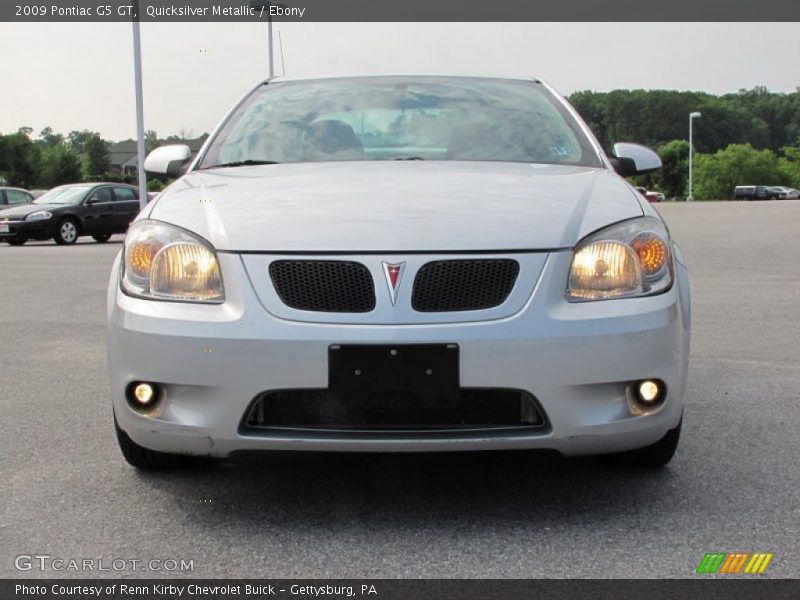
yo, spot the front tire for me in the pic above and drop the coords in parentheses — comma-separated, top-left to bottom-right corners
(114, 417, 187, 470)
(6, 238, 27, 246)
(608, 418, 682, 468)
(92, 234, 112, 243)
(54, 218, 79, 245)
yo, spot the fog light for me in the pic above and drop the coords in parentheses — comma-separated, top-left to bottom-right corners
(129, 382, 158, 407)
(634, 379, 666, 408)
(133, 383, 155, 405)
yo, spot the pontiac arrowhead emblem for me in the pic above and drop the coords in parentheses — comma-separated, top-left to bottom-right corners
(382, 262, 406, 306)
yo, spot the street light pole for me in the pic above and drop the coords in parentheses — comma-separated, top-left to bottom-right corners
(255, 2, 287, 78)
(688, 112, 701, 202)
(132, 2, 147, 210)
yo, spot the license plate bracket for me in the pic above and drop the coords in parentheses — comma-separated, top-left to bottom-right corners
(329, 344, 459, 404)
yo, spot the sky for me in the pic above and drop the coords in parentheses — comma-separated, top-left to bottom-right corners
(2, 22, 799, 141)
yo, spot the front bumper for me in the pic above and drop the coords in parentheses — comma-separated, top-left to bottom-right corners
(108, 250, 691, 456)
(0, 219, 53, 240)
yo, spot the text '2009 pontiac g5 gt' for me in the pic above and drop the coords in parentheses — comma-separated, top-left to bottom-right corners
(107, 76, 690, 470)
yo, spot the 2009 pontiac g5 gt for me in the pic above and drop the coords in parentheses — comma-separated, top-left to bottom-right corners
(107, 76, 690, 470)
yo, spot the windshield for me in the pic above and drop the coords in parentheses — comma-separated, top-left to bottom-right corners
(198, 77, 602, 169)
(34, 185, 91, 205)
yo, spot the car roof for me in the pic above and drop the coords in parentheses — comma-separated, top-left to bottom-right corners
(266, 73, 541, 84)
(53, 182, 134, 187)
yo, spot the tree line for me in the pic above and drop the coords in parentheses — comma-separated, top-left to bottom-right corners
(567, 86, 800, 199)
(0, 128, 113, 190)
(0, 128, 188, 192)
(2, 86, 799, 199)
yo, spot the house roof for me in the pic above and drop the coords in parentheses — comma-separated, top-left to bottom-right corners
(107, 140, 138, 167)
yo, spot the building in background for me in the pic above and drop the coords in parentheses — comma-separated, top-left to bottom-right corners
(108, 136, 207, 177)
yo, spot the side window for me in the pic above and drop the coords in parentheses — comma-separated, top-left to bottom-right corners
(6, 190, 30, 205)
(113, 187, 137, 201)
(93, 187, 113, 203)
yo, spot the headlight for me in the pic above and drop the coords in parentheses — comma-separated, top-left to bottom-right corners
(567, 217, 672, 301)
(25, 211, 52, 221)
(121, 220, 224, 303)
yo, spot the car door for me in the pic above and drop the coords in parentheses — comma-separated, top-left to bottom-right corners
(82, 186, 115, 234)
(111, 186, 141, 232)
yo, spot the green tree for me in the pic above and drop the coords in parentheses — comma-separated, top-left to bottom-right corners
(2, 132, 41, 188)
(67, 129, 96, 154)
(37, 126, 64, 149)
(567, 86, 800, 154)
(84, 133, 111, 179)
(40, 145, 82, 187)
(692, 144, 789, 200)
(145, 130, 159, 154)
(654, 140, 690, 199)
(147, 178, 165, 192)
(778, 140, 800, 188)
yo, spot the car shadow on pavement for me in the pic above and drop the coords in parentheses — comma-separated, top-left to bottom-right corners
(134, 450, 679, 532)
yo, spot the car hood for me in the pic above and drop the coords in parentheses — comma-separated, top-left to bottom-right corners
(147, 161, 644, 252)
(0, 204, 60, 219)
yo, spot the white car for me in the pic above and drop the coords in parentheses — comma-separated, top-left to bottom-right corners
(107, 75, 690, 470)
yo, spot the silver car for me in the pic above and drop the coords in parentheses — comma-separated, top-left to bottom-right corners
(107, 75, 690, 470)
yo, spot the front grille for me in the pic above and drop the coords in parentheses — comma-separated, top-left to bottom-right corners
(269, 260, 375, 312)
(242, 388, 546, 432)
(412, 259, 519, 312)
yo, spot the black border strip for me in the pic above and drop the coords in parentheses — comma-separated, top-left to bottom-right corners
(3, 0, 800, 22)
(3, 579, 799, 599)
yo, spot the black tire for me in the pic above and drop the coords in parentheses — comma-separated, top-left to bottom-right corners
(6, 238, 27, 246)
(607, 418, 682, 468)
(54, 218, 79, 245)
(92, 234, 112, 243)
(114, 417, 187, 470)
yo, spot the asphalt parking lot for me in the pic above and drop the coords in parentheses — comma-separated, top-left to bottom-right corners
(1, 201, 799, 579)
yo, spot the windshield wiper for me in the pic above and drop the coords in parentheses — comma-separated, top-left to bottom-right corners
(394, 156, 425, 161)
(199, 160, 280, 170)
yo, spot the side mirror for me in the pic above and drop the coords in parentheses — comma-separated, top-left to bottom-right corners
(85, 196, 99, 205)
(144, 144, 192, 178)
(611, 143, 662, 177)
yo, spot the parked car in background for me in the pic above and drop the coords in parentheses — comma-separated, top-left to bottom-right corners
(770, 186, 799, 199)
(0, 187, 34, 207)
(766, 186, 787, 199)
(0, 183, 140, 246)
(734, 185, 786, 200)
(635, 186, 664, 203)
